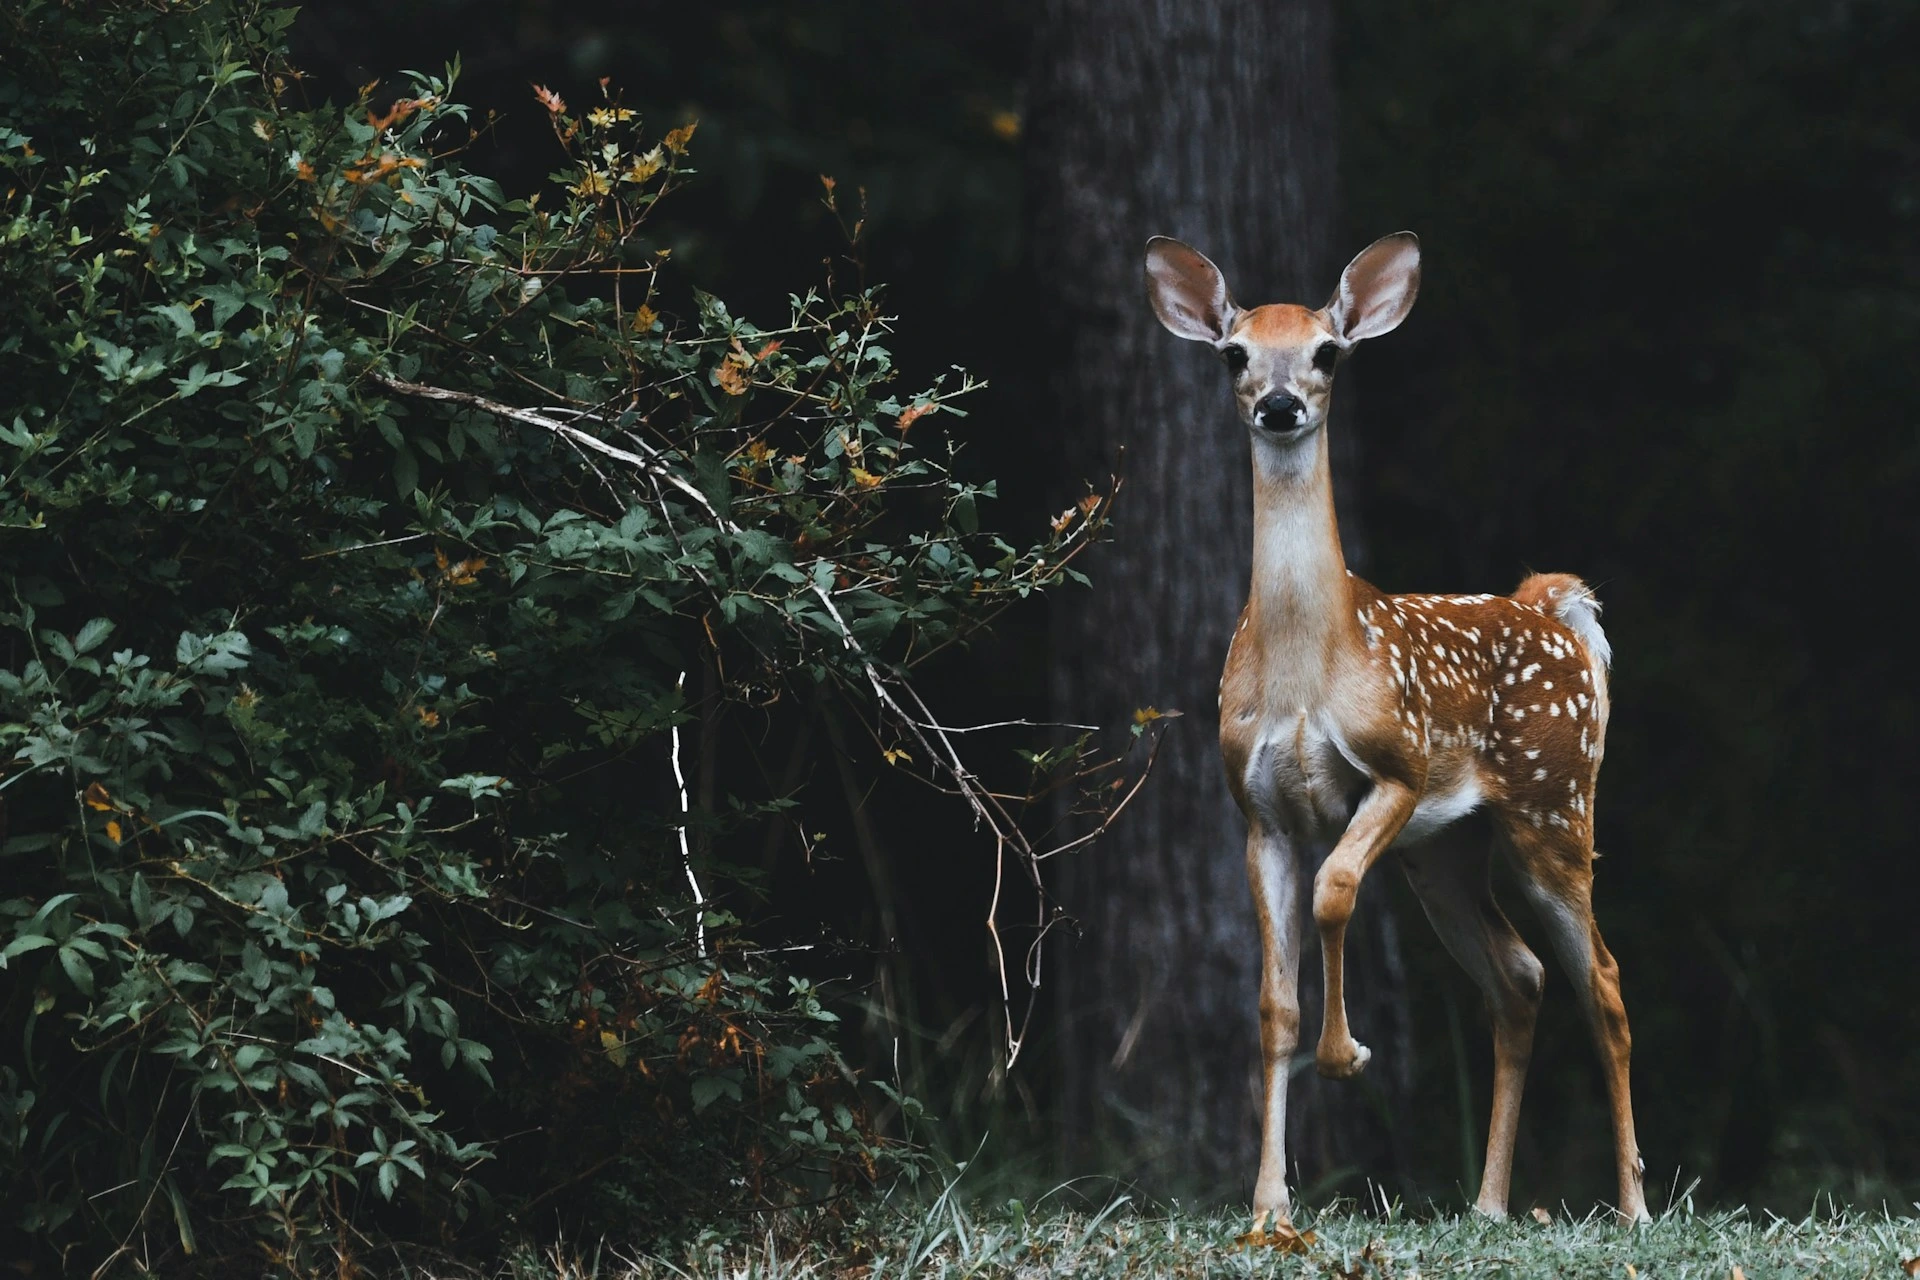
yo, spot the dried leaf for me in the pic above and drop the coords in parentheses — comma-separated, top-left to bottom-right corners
(83, 781, 116, 811)
(1531, 1206, 1552, 1225)
(1233, 1223, 1315, 1255)
(532, 83, 567, 116)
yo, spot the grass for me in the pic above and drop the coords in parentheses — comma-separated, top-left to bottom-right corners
(501, 1195, 1920, 1279)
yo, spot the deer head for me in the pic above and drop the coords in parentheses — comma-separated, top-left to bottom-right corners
(1144, 233, 1422, 442)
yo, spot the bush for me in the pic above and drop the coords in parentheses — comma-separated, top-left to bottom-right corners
(0, 1, 1111, 1268)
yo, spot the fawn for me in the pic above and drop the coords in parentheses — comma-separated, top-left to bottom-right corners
(1144, 232, 1648, 1227)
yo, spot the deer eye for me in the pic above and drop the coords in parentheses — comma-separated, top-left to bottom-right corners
(1222, 345, 1249, 374)
(1312, 342, 1340, 373)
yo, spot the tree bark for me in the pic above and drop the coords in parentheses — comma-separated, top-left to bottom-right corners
(1028, 0, 1415, 1200)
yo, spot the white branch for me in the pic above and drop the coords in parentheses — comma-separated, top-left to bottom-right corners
(671, 671, 707, 959)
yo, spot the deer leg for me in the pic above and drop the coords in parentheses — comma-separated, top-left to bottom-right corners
(1247, 823, 1302, 1228)
(1505, 825, 1651, 1224)
(1312, 780, 1417, 1079)
(1400, 838, 1545, 1219)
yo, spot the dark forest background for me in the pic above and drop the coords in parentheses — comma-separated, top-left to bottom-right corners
(287, 0, 1920, 1215)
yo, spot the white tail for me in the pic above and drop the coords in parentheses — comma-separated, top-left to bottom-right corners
(1144, 234, 1648, 1228)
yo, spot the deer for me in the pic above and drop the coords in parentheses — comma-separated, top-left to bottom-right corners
(1143, 232, 1649, 1230)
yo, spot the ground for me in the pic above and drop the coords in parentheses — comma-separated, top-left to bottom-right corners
(503, 1201, 1920, 1279)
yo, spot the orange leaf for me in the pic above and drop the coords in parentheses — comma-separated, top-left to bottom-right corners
(714, 354, 752, 397)
(662, 120, 698, 155)
(631, 304, 658, 333)
(104, 820, 123, 845)
(752, 339, 782, 361)
(896, 401, 937, 433)
(416, 706, 440, 728)
(84, 780, 116, 811)
(532, 83, 567, 116)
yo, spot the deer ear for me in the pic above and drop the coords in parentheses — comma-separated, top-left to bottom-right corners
(1145, 237, 1238, 343)
(1328, 232, 1420, 342)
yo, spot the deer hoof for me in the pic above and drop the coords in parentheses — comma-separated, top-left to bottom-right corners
(1315, 1037, 1372, 1079)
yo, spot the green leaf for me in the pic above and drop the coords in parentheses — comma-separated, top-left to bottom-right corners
(73, 617, 114, 654)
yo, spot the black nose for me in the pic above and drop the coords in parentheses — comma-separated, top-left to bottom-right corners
(1256, 392, 1304, 428)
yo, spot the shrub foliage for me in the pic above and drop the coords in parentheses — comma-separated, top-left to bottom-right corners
(0, 1, 1112, 1267)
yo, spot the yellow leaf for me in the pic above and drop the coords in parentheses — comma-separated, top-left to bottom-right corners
(251, 118, 275, 141)
(662, 120, 698, 155)
(104, 820, 123, 845)
(1133, 707, 1164, 726)
(631, 303, 657, 332)
(882, 748, 912, 765)
(570, 168, 612, 197)
(587, 106, 635, 128)
(84, 780, 116, 811)
(621, 148, 664, 184)
(416, 707, 440, 728)
(988, 109, 1021, 141)
(599, 1029, 628, 1067)
(849, 467, 882, 489)
(745, 441, 773, 464)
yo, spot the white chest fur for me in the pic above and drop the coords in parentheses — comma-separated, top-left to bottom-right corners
(1240, 709, 1363, 840)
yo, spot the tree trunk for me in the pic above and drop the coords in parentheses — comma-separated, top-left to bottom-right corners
(1028, 0, 1415, 1201)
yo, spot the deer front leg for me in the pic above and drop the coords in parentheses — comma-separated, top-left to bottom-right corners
(1312, 780, 1417, 1079)
(1246, 823, 1302, 1228)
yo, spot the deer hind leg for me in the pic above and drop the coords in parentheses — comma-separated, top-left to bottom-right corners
(1312, 780, 1417, 1079)
(1501, 816, 1651, 1224)
(1246, 824, 1302, 1228)
(1400, 834, 1544, 1220)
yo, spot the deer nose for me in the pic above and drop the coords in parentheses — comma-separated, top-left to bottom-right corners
(1256, 392, 1304, 429)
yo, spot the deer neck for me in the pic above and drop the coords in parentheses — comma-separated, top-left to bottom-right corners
(1244, 429, 1358, 707)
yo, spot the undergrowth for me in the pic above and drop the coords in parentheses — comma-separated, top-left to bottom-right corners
(491, 1195, 1920, 1279)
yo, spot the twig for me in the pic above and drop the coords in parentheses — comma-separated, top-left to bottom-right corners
(672, 671, 708, 959)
